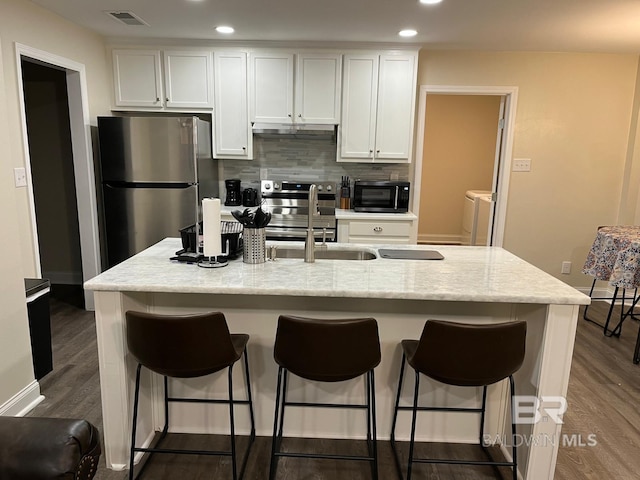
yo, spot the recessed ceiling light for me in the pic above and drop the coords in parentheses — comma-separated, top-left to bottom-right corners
(216, 26, 235, 34)
(399, 29, 418, 37)
(419, 0, 443, 4)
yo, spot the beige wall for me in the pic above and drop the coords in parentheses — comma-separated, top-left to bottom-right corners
(419, 94, 500, 242)
(0, 0, 110, 408)
(416, 51, 639, 287)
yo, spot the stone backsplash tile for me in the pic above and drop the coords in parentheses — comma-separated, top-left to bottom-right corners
(218, 137, 409, 190)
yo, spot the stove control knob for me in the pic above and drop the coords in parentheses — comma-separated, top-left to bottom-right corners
(264, 183, 271, 190)
(274, 183, 281, 190)
(326, 185, 332, 192)
(317, 185, 323, 191)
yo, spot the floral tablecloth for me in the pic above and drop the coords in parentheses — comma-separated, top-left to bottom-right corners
(582, 226, 640, 289)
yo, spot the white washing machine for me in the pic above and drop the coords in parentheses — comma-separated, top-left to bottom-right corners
(461, 190, 493, 245)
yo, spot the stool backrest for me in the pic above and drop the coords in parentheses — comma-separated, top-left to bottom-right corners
(274, 315, 381, 382)
(126, 311, 239, 378)
(410, 320, 527, 386)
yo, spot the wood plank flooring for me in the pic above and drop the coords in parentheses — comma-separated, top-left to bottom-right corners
(27, 288, 640, 479)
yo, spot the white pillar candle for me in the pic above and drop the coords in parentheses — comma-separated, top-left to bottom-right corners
(202, 198, 222, 257)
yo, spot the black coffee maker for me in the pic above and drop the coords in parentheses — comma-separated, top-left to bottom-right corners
(224, 179, 242, 206)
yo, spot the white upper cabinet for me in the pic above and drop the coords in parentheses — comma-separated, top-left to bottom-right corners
(250, 52, 294, 123)
(249, 52, 341, 124)
(213, 51, 252, 159)
(112, 49, 213, 110)
(113, 49, 163, 108)
(163, 51, 213, 108)
(339, 52, 417, 163)
(295, 54, 342, 124)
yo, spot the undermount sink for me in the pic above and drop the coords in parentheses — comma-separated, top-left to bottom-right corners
(274, 247, 377, 260)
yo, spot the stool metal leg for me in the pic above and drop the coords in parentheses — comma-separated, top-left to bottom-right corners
(367, 370, 379, 480)
(269, 367, 285, 480)
(406, 370, 421, 480)
(390, 353, 407, 479)
(509, 375, 518, 480)
(479, 386, 488, 446)
(129, 363, 142, 480)
(228, 365, 237, 480)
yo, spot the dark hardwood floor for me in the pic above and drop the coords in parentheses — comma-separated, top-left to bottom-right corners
(27, 288, 640, 479)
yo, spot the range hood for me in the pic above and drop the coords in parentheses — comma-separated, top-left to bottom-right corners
(252, 123, 336, 139)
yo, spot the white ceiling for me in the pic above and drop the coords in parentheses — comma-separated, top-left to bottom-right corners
(30, 0, 640, 53)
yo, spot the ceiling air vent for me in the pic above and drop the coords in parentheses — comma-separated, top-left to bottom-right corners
(106, 11, 148, 26)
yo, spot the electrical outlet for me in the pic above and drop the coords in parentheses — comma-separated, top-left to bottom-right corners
(512, 158, 531, 172)
(561, 261, 572, 274)
(390, 171, 399, 181)
(14, 167, 27, 187)
(260, 168, 268, 180)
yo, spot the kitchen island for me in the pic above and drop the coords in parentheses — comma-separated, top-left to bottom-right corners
(84, 238, 589, 479)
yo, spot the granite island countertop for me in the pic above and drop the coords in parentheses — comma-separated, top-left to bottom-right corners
(85, 239, 589, 305)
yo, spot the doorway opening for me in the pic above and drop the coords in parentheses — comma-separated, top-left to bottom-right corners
(16, 44, 100, 310)
(412, 85, 518, 247)
(21, 59, 84, 307)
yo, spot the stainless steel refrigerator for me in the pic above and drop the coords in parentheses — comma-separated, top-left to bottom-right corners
(97, 116, 217, 268)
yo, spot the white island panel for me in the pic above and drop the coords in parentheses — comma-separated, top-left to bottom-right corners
(85, 239, 588, 478)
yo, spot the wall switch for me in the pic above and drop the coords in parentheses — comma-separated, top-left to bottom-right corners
(512, 158, 531, 172)
(14, 167, 27, 187)
(561, 261, 572, 274)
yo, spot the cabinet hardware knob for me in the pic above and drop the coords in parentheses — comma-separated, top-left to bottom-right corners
(369, 150, 373, 154)
(288, 113, 292, 117)
(155, 97, 160, 102)
(373, 226, 383, 232)
(376, 150, 380, 154)
(166, 98, 169, 102)
(242, 146, 246, 150)
(298, 114, 302, 118)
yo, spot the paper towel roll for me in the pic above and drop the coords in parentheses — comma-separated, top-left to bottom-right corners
(202, 198, 221, 257)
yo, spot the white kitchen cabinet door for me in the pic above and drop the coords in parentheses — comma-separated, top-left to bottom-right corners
(213, 52, 252, 158)
(112, 49, 163, 108)
(339, 54, 378, 160)
(374, 54, 416, 160)
(249, 53, 294, 123)
(295, 53, 342, 124)
(163, 51, 213, 108)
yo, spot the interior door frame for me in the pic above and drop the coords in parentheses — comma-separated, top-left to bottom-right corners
(412, 85, 519, 247)
(15, 43, 100, 309)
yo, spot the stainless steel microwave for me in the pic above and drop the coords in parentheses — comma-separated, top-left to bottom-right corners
(353, 181, 410, 213)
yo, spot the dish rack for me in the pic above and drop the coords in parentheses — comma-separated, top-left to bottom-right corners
(178, 221, 244, 259)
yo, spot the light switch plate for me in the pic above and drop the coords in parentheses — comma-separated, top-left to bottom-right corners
(14, 167, 27, 187)
(513, 158, 531, 172)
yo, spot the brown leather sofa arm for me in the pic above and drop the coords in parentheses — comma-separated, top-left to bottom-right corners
(0, 417, 101, 479)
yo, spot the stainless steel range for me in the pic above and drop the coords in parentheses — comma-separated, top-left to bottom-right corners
(261, 180, 337, 242)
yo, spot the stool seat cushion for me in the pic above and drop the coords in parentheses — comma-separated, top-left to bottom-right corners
(0, 417, 101, 480)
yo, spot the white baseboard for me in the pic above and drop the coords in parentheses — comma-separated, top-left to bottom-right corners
(577, 285, 639, 306)
(418, 233, 462, 245)
(0, 380, 44, 417)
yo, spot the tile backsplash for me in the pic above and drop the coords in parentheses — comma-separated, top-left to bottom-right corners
(218, 136, 410, 191)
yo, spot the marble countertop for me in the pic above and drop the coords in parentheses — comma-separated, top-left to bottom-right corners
(84, 238, 589, 305)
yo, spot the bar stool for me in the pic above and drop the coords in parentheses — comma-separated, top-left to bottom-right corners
(390, 319, 527, 480)
(125, 311, 255, 480)
(269, 315, 381, 480)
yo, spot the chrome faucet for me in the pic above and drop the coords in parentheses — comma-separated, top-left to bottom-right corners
(305, 184, 319, 263)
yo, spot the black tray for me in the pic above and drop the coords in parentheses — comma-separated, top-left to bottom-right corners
(378, 249, 444, 260)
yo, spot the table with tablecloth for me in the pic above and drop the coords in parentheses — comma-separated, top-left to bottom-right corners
(582, 225, 640, 362)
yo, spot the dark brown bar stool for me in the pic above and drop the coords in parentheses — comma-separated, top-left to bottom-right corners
(269, 315, 381, 480)
(390, 320, 527, 480)
(125, 311, 255, 480)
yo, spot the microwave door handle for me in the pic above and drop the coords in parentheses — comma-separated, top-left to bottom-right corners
(394, 186, 399, 210)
